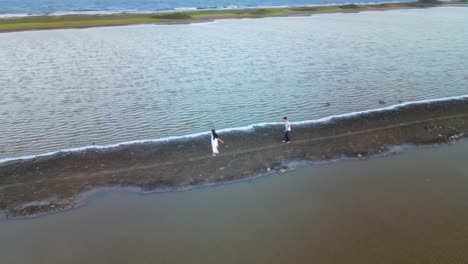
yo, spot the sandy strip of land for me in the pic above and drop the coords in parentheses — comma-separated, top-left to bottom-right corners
(0, 98, 467, 218)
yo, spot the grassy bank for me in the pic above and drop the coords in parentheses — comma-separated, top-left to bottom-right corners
(0, 2, 448, 33)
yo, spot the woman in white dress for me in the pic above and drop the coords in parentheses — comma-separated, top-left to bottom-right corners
(211, 129, 224, 157)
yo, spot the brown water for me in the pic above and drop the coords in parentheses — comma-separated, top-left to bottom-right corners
(1, 141, 467, 264)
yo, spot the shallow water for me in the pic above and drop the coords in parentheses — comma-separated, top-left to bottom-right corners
(1, 7, 468, 159)
(1, 140, 467, 264)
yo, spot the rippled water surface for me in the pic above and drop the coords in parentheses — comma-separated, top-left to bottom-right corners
(1, 141, 467, 264)
(1, 7, 467, 159)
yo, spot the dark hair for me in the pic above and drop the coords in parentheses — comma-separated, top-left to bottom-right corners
(283, 117, 288, 120)
(211, 129, 218, 139)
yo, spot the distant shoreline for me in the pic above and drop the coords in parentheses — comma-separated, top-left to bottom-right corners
(0, 2, 460, 33)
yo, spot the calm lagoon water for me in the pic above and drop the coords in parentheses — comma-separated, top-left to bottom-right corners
(1, 140, 467, 264)
(1, 7, 467, 159)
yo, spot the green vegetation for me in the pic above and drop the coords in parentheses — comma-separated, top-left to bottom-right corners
(285, 6, 319, 12)
(0, 2, 460, 33)
(151, 12, 192, 19)
(224, 8, 272, 15)
(417, 0, 442, 5)
(339, 4, 360, 9)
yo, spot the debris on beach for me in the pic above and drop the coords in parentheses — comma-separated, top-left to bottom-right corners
(424, 125, 464, 141)
(265, 165, 295, 174)
(7, 199, 75, 219)
(449, 132, 464, 140)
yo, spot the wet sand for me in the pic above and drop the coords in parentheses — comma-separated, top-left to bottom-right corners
(0, 98, 467, 217)
(1, 140, 467, 263)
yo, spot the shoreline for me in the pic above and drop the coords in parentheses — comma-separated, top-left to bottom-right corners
(1, 98, 467, 218)
(0, 142, 449, 221)
(0, 2, 457, 33)
(2, 141, 468, 263)
(2, 95, 467, 165)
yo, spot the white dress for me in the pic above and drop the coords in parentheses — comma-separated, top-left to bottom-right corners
(211, 135, 219, 154)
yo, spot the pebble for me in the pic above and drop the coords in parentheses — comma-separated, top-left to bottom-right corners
(449, 132, 464, 139)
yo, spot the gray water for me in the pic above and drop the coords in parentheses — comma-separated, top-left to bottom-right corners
(1, 7, 468, 159)
(1, 141, 467, 264)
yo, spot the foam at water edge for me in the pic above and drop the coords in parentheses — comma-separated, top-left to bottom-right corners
(174, 7, 200, 11)
(0, 94, 466, 165)
(0, 13, 38, 18)
(294, 94, 468, 125)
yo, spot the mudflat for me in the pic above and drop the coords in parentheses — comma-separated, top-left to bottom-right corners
(0, 98, 467, 218)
